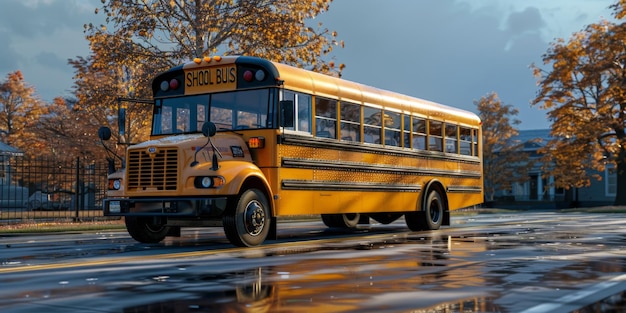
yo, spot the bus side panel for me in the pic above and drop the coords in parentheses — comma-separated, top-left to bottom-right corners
(274, 189, 418, 216)
(447, 192, 483, 211)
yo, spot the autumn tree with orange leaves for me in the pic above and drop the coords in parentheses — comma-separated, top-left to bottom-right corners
(71, 0, 344, 148)
(34, 97, 104, 162)
(475, 92, 530, 202)
(0, 71, 49, 155)
(532, 2, 626, 205)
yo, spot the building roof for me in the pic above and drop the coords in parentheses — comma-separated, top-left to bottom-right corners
(513, 129, 551, 152)
(0, 141, 23, 156)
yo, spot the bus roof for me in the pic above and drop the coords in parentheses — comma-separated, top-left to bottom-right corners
(155, 56, 481, 127)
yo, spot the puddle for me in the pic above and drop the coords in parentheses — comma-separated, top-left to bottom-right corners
(575, 291, 626, 312)
(5, 215, 626, 312)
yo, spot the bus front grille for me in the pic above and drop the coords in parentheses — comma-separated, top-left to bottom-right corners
(127, 148, 178, 191)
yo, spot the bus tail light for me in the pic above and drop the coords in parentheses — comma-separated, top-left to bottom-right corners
(248, 137, 265, 149)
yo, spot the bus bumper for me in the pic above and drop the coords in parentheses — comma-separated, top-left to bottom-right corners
(103, 197, 228, 217)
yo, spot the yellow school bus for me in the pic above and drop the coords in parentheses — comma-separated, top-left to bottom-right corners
(100, 55, 483, 247)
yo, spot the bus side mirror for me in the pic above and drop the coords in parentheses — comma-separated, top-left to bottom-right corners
(280, 100, 294, 128)
(118, 107, 126, 137)
(98, 126, 112, 141)
(201, 121, 217, 137)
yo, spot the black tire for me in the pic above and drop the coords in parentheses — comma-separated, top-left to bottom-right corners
(223, 189, 271, 247)
(125, 216, 170, 243)
(321, 213, 360, 228)
(406, 188, 444, 231)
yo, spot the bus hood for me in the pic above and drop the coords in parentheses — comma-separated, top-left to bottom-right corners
(133, 134, 206, 147)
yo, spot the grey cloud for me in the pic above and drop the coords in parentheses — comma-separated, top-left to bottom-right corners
(36, 51, 69, 71)
(506, 7, 546, 35)
(319, 0, 552, 129)
(0, 30, 20, 73)
(0, 1, 92, 38)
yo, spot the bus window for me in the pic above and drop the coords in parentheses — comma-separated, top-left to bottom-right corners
(159, 105, 172, 134)
(152, 94, 209, 135)
(403, 115, 411, 148)
(384, 110, 401, 146)
(282, 90, 296, 131)
(364, 106, 382, 144)
(297, 93, 312, 133)
(412, 117, 427, 150)
(445, 124, 458, 153)
(211, 89, 270, 130)
(196, 104, 206, 130)
(460, 127, 472, 155)
(472, 128, 479, 156)
(283, 90, 311, 133)
(429, 120, 443, 152)
(340, 101, 361, 142)
(315, 97, 337, 138)
(176, 106, 191, 133)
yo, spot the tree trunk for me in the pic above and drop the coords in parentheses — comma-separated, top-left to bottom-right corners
(615, 160, 626, 205)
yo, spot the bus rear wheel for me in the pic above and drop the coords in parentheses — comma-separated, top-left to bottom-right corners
(223, 189, 271, 247)
(321, 213, 360, 228)
(406, 188, 444, 231)
(125, 216, 170, 243)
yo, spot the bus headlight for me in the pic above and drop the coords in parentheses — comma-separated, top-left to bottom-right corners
(194, 176, 225, 189)
(108, 179, 122, 190)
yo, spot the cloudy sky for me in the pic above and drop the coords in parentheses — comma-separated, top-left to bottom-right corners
(0, 0, 617, 130)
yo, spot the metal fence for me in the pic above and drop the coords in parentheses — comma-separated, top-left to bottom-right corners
(0, 155, 110, 224)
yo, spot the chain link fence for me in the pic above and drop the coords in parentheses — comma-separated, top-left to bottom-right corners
(0, 155, 110, 224)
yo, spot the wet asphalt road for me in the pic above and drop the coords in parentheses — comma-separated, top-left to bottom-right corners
(2, 211, 626, 312)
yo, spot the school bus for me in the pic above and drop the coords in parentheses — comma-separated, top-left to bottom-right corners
(99, 55, 483, 247)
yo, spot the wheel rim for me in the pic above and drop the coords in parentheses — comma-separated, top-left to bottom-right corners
(244, 200, 266, 236)
(429, 197, 441, 223)
(145, 222, 165, 233)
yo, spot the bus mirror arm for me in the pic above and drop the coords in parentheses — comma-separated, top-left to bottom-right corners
(209, 139, 222, 170)
(190, 138, 209, 167)
(192, 122, 221, 169)
(97, 126, 125, 173)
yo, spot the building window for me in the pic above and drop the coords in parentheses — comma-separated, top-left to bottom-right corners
(606, 165, 617, 197)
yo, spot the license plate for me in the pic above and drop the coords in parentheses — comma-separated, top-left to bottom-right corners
(109, 201, 121, 214)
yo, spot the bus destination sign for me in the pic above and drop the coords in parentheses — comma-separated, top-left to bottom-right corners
(185, 65, 237, 94)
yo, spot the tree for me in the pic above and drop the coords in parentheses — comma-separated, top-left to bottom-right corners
(34, 97, 103, 162)
(71, 0, 344, 146)
(476, 92, 530, 202)
(531, 4, 626, 205)
(0, 71, 49, 154)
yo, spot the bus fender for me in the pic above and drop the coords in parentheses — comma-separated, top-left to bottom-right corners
(420, 179, 450, 226)
(222, 161, 277, 241)
(218, 161, 275, 212)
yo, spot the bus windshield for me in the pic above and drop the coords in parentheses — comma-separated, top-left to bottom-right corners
(152, 89, 272, 135)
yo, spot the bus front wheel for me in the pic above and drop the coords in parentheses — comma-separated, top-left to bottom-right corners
(223, 188, 271, 247)
(321, 213, 360, 228)
(125, 216, 170, 243)
(406, 189, 444, 231)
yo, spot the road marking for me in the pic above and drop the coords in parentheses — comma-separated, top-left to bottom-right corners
(0, 233, 393, 274)
(519, 274, 626, 313)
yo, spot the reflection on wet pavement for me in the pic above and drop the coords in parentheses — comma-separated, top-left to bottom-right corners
(3, 213, 626, 312)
